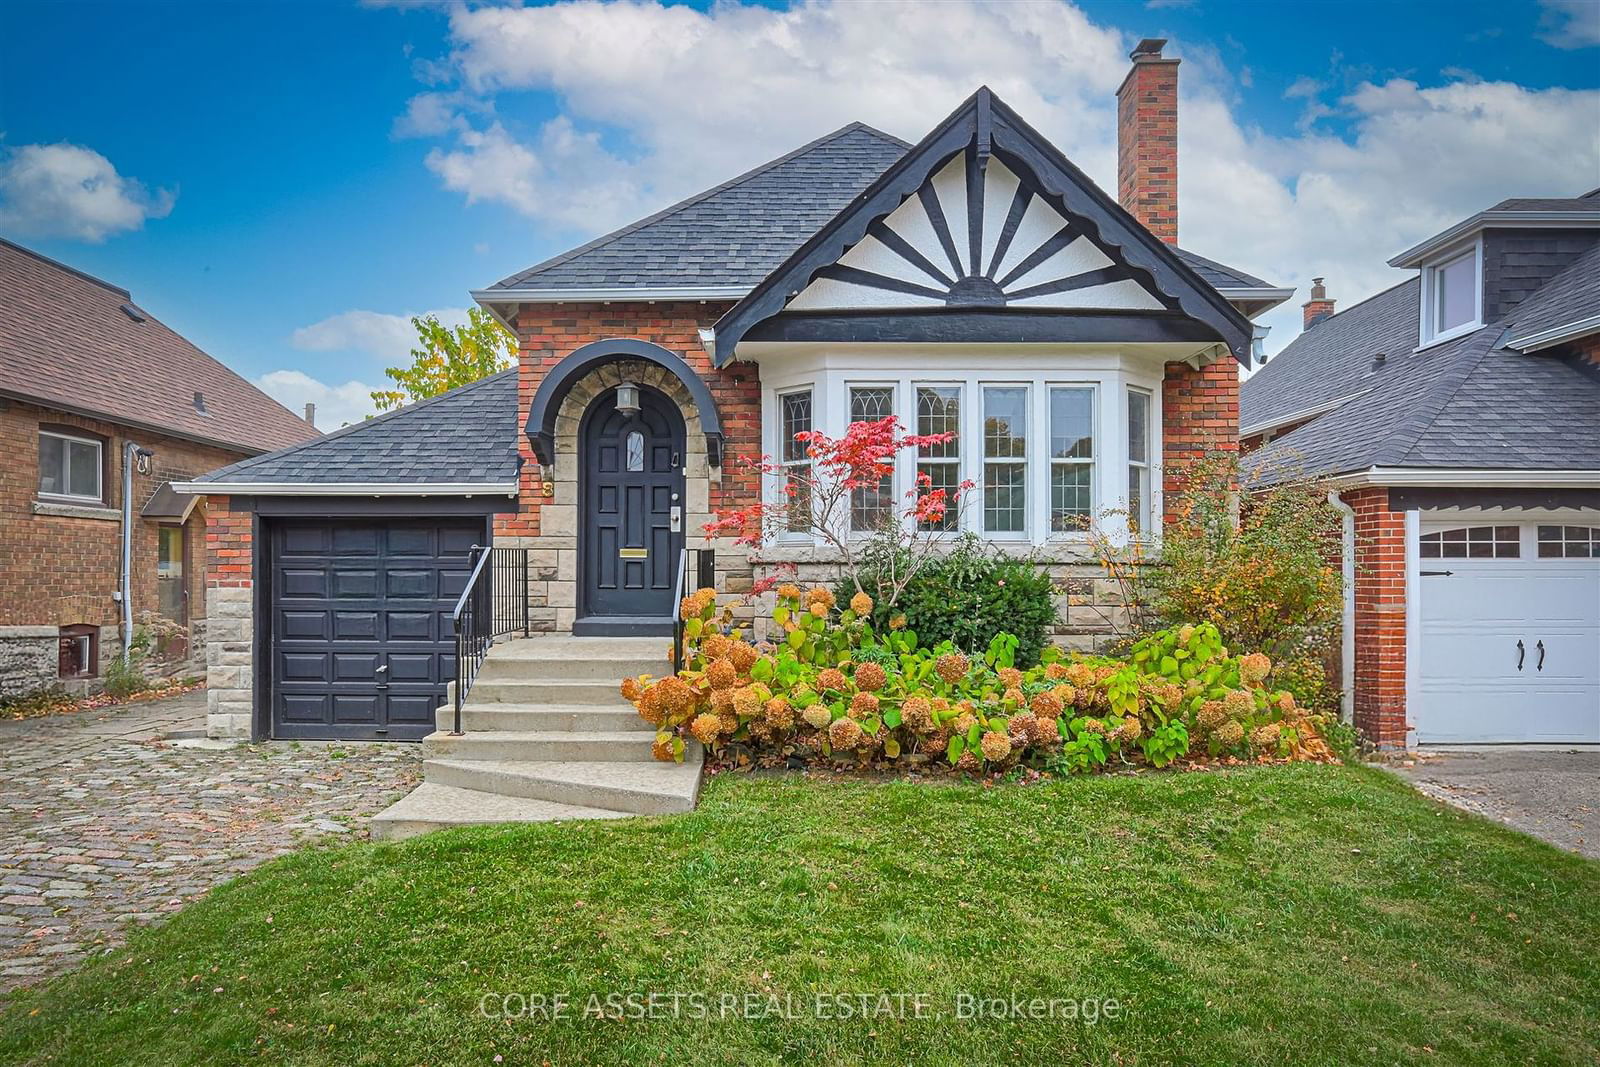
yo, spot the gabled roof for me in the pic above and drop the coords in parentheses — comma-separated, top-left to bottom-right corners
(474, 111, 1280, 317)
(0, 238, 319, 455)
(1240, 278, 1417, 436)
(1389, 187, 1600, 268)
(188, 369, 520, 491)
(480, 124, 911, 295)
(710, 87, 1257, 366)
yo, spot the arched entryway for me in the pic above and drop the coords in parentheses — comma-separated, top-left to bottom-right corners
(577, 383, 686, 633)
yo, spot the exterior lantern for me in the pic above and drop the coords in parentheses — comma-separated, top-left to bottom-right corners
(614, 381, 641, 416)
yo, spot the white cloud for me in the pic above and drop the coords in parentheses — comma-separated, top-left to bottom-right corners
(0, 142, 174, 242)
(255, 370, 379, 430)
(1539, 0, 1600, 49)
(399, 0, 1599, 355)
(290, 307, 472, 360)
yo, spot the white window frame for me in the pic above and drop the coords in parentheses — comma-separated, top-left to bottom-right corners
(846, 381, 898, 534)
(1047, 384, 1097, 535)
(913, 382, 963, 533)
(1127, 387, 1154, 537)
(38, 429, 104, 503)
(1418, 237, 1483, 349)
(757, 349, 1163, 550)
(980, 382, 1031, 539)
(776, 387, 814, 537)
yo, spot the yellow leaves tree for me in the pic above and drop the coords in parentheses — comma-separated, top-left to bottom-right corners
(369, 308, 515, 412)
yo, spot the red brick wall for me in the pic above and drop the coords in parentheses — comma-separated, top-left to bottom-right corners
(496, 301, 762, 538)
(1346, 486, 1408, 747)
(1116, 52, 1180, 244)
(1161, 356, 1239, 523)
(203, 496, 253, 589)
(0, 399, 244, 633)
(1566, 334, 1600, 367)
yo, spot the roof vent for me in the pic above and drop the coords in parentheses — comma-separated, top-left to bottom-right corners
(1371, 351, 1387, 370)
(193, 390, 209, 416)
(120, 303, 146, 323)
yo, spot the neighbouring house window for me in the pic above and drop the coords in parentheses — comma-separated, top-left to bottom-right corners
(58, 624, 98, 679)
(1049, 386, 1094, 533)
(1537, 525, 1598, 558)
(915, 385, 961, 531)
(779, 390, 813, 533)
(1423, 245, 1479, 344)
(1127, 388, 1152, 534)
(849, 385, 895, 532)
(1420, 525, 1520, 559)
(983, 386, 1027, 534)
(39, 430, 103, 502)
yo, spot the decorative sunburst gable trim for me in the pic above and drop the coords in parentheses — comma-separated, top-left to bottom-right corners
(712, 87, 1254, 367)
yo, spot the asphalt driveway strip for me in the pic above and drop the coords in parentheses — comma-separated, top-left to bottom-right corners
(1391, 747, 1599, 859)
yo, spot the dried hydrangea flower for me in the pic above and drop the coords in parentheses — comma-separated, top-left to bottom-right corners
(849, 591, 874, 617)
(980, 730, 1012, 762)
(935, 653, 969, 685)
(689, 712, 723, 745)
(828, 716, 864, 750)
(802, 704, 832, 730)
(854, 662, 887, 692)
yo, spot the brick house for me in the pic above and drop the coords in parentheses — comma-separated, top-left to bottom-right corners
(184, 41, 1296, 744)
(1243, 193, 1600, 747)
(0, 239, 319, 699)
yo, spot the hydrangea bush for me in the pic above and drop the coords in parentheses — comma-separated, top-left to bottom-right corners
(624, 585, 1336, 774)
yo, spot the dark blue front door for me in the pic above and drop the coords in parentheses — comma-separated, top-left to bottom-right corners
(581, 387, 685, 620)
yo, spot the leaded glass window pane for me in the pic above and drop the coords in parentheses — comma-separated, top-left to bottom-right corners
(850, 386, 895, 532)
(916, 385, 960, 531)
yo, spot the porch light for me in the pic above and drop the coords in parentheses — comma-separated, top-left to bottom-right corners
(615, 381, 641, 416)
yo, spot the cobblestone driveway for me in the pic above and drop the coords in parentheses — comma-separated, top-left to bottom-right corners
(0, 692, 420, 993)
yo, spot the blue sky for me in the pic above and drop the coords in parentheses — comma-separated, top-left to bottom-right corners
(2, 0, 1597, 425)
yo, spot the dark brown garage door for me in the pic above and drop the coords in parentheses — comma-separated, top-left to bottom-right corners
(269, 518, 480, 740)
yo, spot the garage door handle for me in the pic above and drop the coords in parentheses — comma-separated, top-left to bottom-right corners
(1536, 640, 1545, 671)
(1516, 640, 1524, 671)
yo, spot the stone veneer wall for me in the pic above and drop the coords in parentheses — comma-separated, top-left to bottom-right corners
(202, 497, 255, 739)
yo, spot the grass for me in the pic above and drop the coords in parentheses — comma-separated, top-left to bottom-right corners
(1, 765, 1596, 1065)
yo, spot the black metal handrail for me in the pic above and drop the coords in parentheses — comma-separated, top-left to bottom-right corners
(672, 546, 716, 675)
(452, 545, 532, 735)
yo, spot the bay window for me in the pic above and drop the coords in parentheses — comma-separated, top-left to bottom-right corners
(1049, 386, 1094, 533)
(982, 386, 1028, 534)
(763, 356, 1161, 547)
(1127, 388, 1152, 534)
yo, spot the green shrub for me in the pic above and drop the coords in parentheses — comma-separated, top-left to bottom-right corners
(838, 535, 1059, 666)
(102, 650, 149, 700)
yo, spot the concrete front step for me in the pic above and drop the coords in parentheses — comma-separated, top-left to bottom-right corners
(467, 679, 635, 706)
(435, 703, 650, 734)
(422, 729, 658, 762)
(424, 755, 703, 816)
(370, 782, 634, 842)
(478, 636, 670, 683)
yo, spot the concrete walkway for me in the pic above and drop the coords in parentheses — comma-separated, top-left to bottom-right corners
(0, 691, 420, 993)
(1392, 748, 1600, 860)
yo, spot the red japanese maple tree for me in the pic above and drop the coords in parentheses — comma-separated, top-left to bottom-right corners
(704, 416, 974, 605)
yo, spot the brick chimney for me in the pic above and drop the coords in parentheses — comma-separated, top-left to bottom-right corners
(1302, 277, 1336, 330)
(1116, 37, 1180, 244)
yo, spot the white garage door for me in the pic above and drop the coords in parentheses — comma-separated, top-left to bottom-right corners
(1416, 521, 1600, 744)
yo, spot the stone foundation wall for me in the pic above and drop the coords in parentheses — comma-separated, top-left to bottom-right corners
(0, 626, 58, 701)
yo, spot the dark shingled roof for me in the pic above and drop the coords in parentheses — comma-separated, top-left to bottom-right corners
(485, 122, 1278, 298)
(0, 238, 319, 454)
(1246, 322, 1600, 483)
(1240, 278, 1417, 434)
(1487, 190, 1600, 212)
(196, 369, 520, 486)
(1505, 240, 1600, 346)
(486, 124, 912, 292)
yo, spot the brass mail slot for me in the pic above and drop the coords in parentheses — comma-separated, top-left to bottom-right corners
(618, 548, 649, 559)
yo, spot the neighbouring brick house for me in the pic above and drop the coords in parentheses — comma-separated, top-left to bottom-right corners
(185, 41, 1297, 743)
(1243, 192, 1600, 748)
(0, 239, 319, 699)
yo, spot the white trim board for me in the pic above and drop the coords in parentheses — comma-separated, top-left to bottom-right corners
(1326, 468, 1600, 489)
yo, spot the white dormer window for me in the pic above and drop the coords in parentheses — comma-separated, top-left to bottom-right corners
(1420, 240, 1481, 347)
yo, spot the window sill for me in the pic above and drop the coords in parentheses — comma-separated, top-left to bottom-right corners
(1414, 321, 1482, 352)
(33, 499, 120, 521)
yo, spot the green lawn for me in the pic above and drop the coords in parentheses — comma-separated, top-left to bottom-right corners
(2, 766, 1596, 1066)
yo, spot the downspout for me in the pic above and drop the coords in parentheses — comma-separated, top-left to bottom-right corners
(120, 441, 153, 655)
(1327, 490, 1355, 723)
